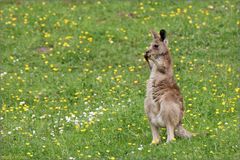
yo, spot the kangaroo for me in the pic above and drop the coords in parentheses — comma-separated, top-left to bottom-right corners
(144, 29, 192, 144)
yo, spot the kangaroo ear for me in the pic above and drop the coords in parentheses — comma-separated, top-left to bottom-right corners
(151, 30, 159, 39)
(159, 29, 166, 41)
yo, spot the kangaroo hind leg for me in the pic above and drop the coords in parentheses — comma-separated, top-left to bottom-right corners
(166, 124, 175, 143)
(150, 123, 160, 144)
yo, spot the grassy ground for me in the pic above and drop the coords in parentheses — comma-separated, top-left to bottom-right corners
(0, 0, 239, 159)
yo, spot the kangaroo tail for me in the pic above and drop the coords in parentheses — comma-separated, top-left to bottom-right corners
(175, 124, 194, 138)
(175, 124, 209, 138)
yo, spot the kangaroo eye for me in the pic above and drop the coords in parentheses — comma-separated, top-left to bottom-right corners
(153, 44, 159, 49)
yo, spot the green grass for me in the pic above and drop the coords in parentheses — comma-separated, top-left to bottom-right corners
(0, 0, 239, 159)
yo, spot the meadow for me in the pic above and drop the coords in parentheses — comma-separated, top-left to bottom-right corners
(0, 0, 239, 159)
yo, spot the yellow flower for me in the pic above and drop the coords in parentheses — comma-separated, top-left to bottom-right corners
(227, 67, 231, 72)
(87, 37, 93, 42)
(44, 32, 50, 38)
(133, 80, 138, 84)
(64, 19, 69, 24)
(235, 88, 240, 93)
(177, 8, 181, 13)
(63, 42, 70, 47)
(117, 128, 122, 131)
(65, 36, 72, 40)
(75, 124, 80, 129)
(25, 64, 30, 71)
(52, 67, 59, 72)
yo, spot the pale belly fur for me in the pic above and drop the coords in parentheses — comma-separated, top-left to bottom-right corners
(147, 99, 166, 128)
(145, 77, 168, 128)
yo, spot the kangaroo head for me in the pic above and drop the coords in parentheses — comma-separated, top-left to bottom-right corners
(144, 29, 169, 70)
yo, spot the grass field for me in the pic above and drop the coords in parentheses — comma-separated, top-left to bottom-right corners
(0, 0, 239, 159)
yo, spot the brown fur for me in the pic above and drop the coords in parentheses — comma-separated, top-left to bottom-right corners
(144, 30, 192, 144)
